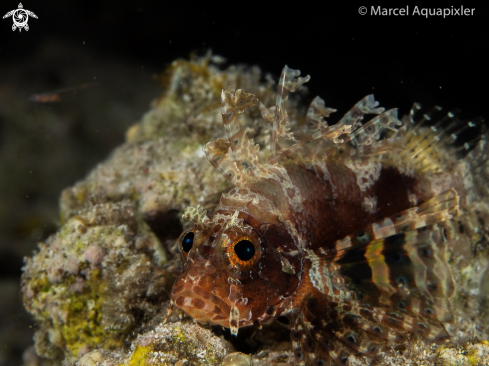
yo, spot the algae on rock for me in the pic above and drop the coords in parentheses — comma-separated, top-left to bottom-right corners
(22, 200, 171, 362)
(76, 322, 232, 366)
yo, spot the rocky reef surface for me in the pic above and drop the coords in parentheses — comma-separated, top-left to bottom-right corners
(21, 56, 489, 365)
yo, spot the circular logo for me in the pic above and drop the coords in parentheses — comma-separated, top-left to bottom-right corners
(12, 9, 28, 27)
(358, 6, 367, 15)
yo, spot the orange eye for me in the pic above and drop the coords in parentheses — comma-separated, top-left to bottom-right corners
(226, 237, 259, 268)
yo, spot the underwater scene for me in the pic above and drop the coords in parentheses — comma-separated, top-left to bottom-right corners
(0, 2, 488, 365)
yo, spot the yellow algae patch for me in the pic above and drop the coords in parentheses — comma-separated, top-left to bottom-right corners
(124, 345, 153, 366)
(114, 321, 231, 366)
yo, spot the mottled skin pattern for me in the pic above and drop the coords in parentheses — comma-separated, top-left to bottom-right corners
(170, 66, 482, 365)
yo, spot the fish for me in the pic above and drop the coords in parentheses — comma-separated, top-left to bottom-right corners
(29, 82, 98, 102)
(169, 65, 486, 365)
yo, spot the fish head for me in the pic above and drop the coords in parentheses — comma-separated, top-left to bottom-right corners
(171, 208, 303, 330)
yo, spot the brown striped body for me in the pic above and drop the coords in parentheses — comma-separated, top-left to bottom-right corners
(283, 160, 418, 250)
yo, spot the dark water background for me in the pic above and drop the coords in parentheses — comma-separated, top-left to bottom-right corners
(0, 1, 487, 364)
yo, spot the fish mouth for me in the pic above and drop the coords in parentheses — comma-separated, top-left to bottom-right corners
(171, 281, 232, 327)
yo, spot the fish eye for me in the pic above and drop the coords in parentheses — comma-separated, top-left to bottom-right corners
(234, 239, 255, 261)
(225, 234, 261, 269)
(182, 232, 194, 253)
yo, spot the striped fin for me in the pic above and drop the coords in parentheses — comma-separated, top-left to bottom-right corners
(291, 294, 410, 365)
(269, 65, 310, 160)
(292, 190, 458, 364)
(305, 96, 336, 132)
(331, 189, 459, 254)
(313, 108, 403, 163)
(220, 88, 258, 139)
(261, 77, 401, 165)
(335, 222, 455, 321)
(291, 287, 452, 365)
(343, 108, 402, 147)
(291, 307, 355, 366)
(330, 191, 457, 326)
(268, 122, 353, 165)
(397, 103, 485, 175)
(203, 88, 260, 186)
(258, 103, 275, 125)
(214, 67, 400, 167)
(338, 94, 385, 130)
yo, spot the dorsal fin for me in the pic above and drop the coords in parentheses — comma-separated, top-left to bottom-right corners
(269, 65, 310, 159)
(204, 66, 404, 187)
(203, 88, 260, 187)
(395, 103, 486, 176)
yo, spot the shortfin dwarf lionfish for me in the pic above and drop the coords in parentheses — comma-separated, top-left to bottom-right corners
(170, 65, 486, 365)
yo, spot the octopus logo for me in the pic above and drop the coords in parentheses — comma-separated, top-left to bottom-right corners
(3, 3, 38, 32)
